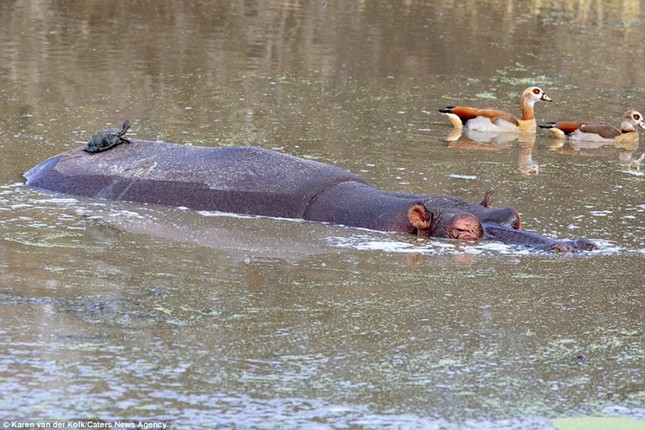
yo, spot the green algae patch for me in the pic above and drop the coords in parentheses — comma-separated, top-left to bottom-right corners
(4, 231, 84, 248)
(475, 92, 497, 100)
(552, 416, 645, 430)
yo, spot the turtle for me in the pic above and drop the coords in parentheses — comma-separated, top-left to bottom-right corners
(84, 120, 132, 153)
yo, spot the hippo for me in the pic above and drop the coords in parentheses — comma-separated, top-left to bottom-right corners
(24, 139, 597, 252)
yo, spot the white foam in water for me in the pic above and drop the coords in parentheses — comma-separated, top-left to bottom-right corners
(39, 197, 79, 205)
(197, 210, 257, 219)
(197, 209, 307, 224)
(116, 210, 147, 219)
(2, 182, 25, 189)
(590, 240, 629, 255)
(351, 240, 422, 253)
(326, 233, 640, 256)
(590, 210, 612, 217)
(448, 174, 477, 180)
(327, 235, 495, 256)
(342, 235, 552, 255)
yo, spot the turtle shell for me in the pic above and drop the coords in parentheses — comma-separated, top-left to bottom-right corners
(84, 120, 131, 153)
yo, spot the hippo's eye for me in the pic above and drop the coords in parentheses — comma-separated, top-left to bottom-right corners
(533, 88, 541, 95)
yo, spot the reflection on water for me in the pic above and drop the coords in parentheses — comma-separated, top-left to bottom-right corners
(445, 130, 541, 175)
(446, 125, 643, 175)
(0, 0, 644, 427)
(547, 137, 643, 172)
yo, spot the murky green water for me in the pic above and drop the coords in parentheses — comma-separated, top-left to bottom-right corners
(0, 1, 643, 428)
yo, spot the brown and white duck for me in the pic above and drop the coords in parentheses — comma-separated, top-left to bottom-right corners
(539, 110, 645, 142)
(439, 87, 552, 133)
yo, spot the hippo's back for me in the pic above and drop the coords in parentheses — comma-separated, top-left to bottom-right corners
(25, 141, 367, 218)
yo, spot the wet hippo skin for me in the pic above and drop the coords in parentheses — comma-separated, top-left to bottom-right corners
(24, 140, 597, 252)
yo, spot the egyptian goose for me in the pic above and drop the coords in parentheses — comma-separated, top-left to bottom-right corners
(439, 87, 552, 133)
(539, 110, 645, 142)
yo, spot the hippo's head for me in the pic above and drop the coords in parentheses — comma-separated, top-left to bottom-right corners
(407, 192, 521, 241)
(406, 192, 597, 252)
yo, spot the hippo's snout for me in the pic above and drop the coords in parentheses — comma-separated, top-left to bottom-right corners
(483, 223, 599, 252)
(432, 211, 483, 241)
(573, 238, 599, 251)
(555, 238, 599, 252)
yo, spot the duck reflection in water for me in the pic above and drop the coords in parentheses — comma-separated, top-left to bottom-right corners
(546, 135, 642, 172)
(444, 128, 540, 175)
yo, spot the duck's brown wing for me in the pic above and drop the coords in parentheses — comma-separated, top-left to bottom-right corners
(579, 122, 621, 139)
(545, 121, 585, 135)
(440, 106, 519, 126)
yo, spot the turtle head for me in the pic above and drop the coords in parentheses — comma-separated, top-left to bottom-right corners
(120, 120, 131, 136)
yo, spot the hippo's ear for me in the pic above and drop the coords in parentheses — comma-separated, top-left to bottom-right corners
(480, 190, 493, 207)
(408, 204, 433, 236)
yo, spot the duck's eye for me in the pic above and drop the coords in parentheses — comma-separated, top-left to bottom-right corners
(634, 113, 641, 120)
(533, 88, 541, 95)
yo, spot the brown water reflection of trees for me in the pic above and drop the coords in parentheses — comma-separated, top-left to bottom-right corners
(0, 0, 642, 152)
(2, 0, 642, 83)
